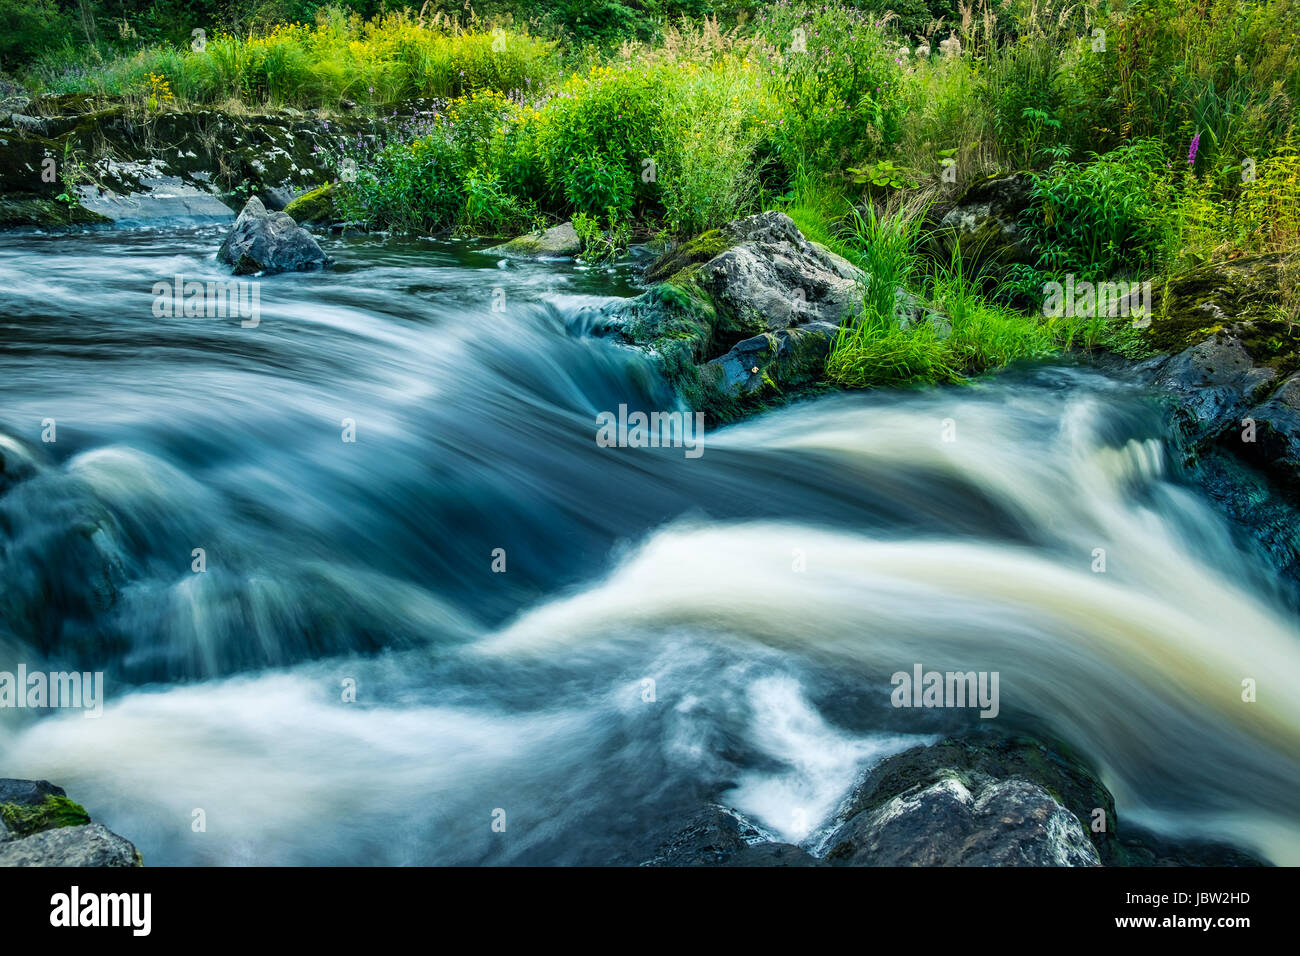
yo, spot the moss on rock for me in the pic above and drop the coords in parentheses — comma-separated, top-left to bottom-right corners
(0, 794, 92, 837)
(1140, 253, 1299, 361)
(643, 228, 736, 284)
(284, 182, 337, 226)
(0, 197, 111, 229)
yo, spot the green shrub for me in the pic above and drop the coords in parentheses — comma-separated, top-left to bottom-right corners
(536, 62, 665, 220)
(753, 4, 907, 174)
(1020, 139, 1179, 280)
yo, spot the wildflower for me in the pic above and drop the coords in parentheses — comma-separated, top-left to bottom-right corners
(1187, 132, 1201, 165)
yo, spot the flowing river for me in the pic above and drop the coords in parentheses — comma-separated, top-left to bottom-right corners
(2, 226, 1298, 865)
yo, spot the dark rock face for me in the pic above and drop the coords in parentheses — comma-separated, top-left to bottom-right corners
(1154, 334, 1277, 445)
(824, 776, 1100, 867)
(217, 197, 332, 276)
(0, 778, 143, 866)
(930, 172, 1036, 273)
(0, 778, 67, 807)
(1126, 254, 1300, 581)
(1241, 372, 1300, 492)
(602, 211, 864, 422)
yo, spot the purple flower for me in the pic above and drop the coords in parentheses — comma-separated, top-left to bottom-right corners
(1188, 132, 1201, 165)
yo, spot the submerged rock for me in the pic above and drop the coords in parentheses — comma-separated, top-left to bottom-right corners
(643, 734, 1268, 867)
(486, 221, 581, 258)
(217, 196, 332, 275)
(0, 778, 142, 866)
(641, 806, 819, 867)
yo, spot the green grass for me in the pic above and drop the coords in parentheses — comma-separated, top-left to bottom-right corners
(821, 193, 1110, 389)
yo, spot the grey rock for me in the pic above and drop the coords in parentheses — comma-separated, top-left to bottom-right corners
(217, 196, 331, 276)
(0, 823, 142, 867)
(0, 778, 67, 805)
(698, 210, 864, 338)
(825, 775, 1101, 867)
(73, 158, 234, 223)
(8, 113, 48, 134)
(486, 221, 581, 258)
(603, 211, 869, 421)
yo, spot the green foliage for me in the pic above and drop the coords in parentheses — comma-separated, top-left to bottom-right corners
(573, 209, 631, 261)
(1021, 139, 1179, 280)
(1059, 0, 1300, 165)
(0, 0, 69, 70)
(753, 4, 907, 172)
(18, 12, 558, 109)
(824, 197, 1104, 390)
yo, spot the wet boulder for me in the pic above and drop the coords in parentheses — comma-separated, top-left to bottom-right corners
(217, 196, 332, 275)
(825, 775, 1101, 867)
(1154, 333, 1278, 446)
(1239, 372, 1300, 492)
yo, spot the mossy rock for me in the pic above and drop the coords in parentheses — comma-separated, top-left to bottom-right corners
(486, 221, 581, 257)
(284, 182, 337, 227)
(0, 197, 111, 229)
(1140, 252, 1300, 361)
(0, 794, 92, 837)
